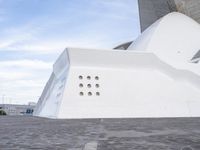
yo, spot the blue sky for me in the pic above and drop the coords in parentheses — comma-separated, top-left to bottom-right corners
(0, 0, 140, 104)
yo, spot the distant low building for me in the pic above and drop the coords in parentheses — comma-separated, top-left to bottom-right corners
(0, 103, 36, 116)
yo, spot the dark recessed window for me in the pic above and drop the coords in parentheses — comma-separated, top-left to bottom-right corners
(79, 83, 83, 88)
(88, 92, 92, 96)
(95, 84, 100, 88)
(96, 92, 100, 96)
(95, 76, 99, 80)
(87, 76, 91, 80)
(87, 84, 91, 88)
(79, 75, 83, 79)
(79, 92, 84, 96)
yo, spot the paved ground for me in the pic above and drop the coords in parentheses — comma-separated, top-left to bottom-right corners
(0, 116, 200, 150)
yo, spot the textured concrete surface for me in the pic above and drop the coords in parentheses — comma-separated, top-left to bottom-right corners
(138, 0, 177, 32)
(0, 116, 200, 150)
(175, 0, 200, 23)
(138, 0, 200, 32)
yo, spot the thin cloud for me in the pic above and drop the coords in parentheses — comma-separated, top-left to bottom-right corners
(0, 59, 52, 69)
(0, 0, 139, 104)
(0, 0, 139, 54)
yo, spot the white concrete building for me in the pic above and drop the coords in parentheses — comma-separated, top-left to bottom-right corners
(34, 12, 200, 119)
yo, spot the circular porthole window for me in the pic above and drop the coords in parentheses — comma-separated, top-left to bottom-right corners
(79, 83, 83, 88)
(79, 75, 83, 80)
(87, 84, 91, 88)
(87, 76, 91, 80)
(88, 92, 92, 96)
(95, 84, 100, 88)
(96, 92, 100, 96)
(79, 92, 84, 96)
(95, 76, 99, 80)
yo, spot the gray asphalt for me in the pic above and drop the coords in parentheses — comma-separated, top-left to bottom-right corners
(0, 116, 200, 150)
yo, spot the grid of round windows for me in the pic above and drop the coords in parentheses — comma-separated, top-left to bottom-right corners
(78, 75, 100, 97)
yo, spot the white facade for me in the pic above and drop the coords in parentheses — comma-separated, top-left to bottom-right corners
(34, 12, 200, 119)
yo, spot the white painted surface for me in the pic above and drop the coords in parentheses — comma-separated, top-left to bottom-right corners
(34, 12, 200, 119)
(128, 12, 200, 75)
(34, 48, 200, 118)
